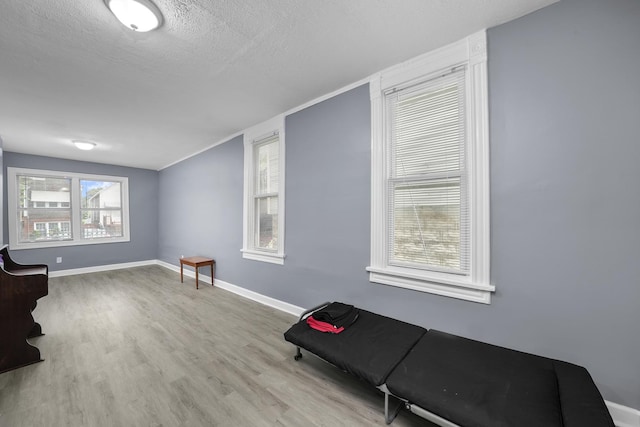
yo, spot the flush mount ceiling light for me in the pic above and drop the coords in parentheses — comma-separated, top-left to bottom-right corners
(104, 0, 163, 32)
(73, 140, 97, 151)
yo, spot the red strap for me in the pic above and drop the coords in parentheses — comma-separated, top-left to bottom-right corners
(306, 316, 345, 334)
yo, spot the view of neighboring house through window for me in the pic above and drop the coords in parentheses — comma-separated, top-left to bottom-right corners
(18, 174, 72, 241)
(81, 180, 123, 239)
(8, 168, 130, 249)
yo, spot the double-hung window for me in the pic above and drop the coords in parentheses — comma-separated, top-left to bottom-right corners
(242, 116, 286, 264)
(368, 31, 493, 303)
(8, 168, 130, 249)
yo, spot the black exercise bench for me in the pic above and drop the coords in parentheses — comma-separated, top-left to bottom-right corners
(284, 302, 614, 426)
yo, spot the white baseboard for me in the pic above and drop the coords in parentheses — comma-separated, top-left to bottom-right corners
(607, 400, 640, 427)
(49, 260, 638, 425)
(155, 260, 304, 317)
(48, 260, 157, 278)
(212, 278, 304, 317)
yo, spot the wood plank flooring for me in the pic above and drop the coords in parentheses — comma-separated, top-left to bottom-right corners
(0, 266, 432, 426)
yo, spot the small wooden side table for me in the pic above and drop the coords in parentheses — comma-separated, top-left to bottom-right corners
(179, 256, 215, 289)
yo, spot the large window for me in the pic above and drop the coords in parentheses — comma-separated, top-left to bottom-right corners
(242, 116, 286, 264)
(8, 168, 130, 249)
(368, 31, 493, 303)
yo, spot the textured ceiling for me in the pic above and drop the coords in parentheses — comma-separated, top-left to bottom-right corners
(0, 0, 557, 170)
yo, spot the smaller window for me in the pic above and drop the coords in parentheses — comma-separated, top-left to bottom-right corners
(242, 116, 286, 265)
(34, 223, 46, 240)
(60, 222, 71, 238)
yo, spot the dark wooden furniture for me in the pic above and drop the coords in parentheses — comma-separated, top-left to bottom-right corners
(0, 245, 48, 373)
(179, 256, 215, 289)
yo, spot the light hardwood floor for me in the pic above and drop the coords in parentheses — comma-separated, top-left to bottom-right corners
(0, 266, 432, 426)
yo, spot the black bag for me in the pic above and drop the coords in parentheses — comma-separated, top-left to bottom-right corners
(312, 302, 359, 329)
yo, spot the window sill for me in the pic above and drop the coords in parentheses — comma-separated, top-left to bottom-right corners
(241, 249, 285, 265)
(366, 266, 494, 304)
(10, 236, 131, 251)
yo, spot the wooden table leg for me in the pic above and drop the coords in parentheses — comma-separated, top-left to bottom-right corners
(178, 257, 214, 290)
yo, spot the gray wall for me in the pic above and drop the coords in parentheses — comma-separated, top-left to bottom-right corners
(157, 0, 640, 408)
(3, 152, 159, 270)
(158, 136, 244, 280)
(487, 0, 640, 408)
(158, 85, 372, 303)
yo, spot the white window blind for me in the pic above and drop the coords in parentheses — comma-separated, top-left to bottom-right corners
(386, 68, 469, 274)
(253, 134, 279, 251)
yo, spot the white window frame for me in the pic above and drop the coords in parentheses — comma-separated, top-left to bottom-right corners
(7, 167, 130, 250)
(367, 31, 494, 304)
(241, 115, 286, 265)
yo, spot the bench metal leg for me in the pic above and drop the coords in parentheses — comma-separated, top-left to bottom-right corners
(407, 403, 460, 427)
(383, 388, 403, 424)
(294, 346, 302, 361)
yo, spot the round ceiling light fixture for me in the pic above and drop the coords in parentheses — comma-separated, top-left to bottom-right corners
(104, 0, 163, 32)
(73, 140, 97, 151)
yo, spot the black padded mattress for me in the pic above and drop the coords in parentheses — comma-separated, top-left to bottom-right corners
(553, 360, 615, 427)
(387, 329, 570, 427)
(284, 308, 426, 387)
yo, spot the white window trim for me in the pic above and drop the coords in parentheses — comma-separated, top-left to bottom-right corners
(7, 167, 130, 250)
(367, 30, 494, 304)
(241, 115, 286, 265)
